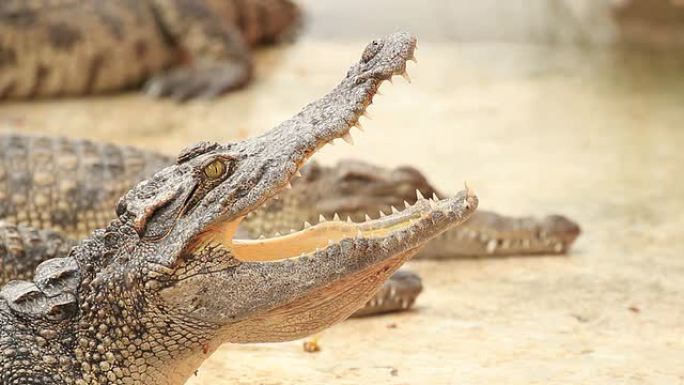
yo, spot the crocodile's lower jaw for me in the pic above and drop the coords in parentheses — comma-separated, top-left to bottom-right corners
(219, 248, 418, 344)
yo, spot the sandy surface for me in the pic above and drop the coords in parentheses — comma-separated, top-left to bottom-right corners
(1, 1, 683, 384)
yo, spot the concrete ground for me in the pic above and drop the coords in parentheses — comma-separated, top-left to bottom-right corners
(1, 1, 683, 384)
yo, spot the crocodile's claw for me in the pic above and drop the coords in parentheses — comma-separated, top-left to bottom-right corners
(144, 62, 251, 101)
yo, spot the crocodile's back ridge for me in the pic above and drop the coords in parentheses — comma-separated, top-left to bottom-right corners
(0, 133, 172, 239)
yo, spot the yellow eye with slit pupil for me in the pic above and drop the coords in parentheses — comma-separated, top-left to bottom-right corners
(203, 160, 226, 179)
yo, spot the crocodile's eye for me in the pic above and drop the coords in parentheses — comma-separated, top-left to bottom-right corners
(361, 40, 384, 63)
(203, 159, 226, 180)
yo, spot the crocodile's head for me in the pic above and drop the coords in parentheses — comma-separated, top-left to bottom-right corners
(82, 34, 476, 372)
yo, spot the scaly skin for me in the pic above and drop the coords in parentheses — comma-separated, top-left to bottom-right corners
(0, 221, 75, 284)
(0, 33, 483, 385)
(0, 0, 300, 100)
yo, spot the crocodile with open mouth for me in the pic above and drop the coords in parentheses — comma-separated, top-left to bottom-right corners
(0, 32, 483, 385)
(0, 0, 300, 100)
(0, 138, 580, 316)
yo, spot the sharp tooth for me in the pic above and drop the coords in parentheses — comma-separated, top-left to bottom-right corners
(401, 300, 410, 309)
(333, 213, 341, 221)
(404, 200, 411, 208)
(304, 221, 312, 228)
(391, 205, 399, 214)
(401, 71, 412, 83)
(355, 120, 364, 131)
(486, 239, 497, 254)
(409, 54, 417, 63)
(342, 132, 354, 145)
(389, 287, 396, 297)
(258, 235, 265, 239)
(554, 242, 564, 253)
(290, 228, 296, 233)
(364, 214, 372, 222)
(432, 193, 439, 201)
(379, 210, 386, 217)
(296, 170, 302, 177)
(416, 189, 425, 200)
(318, 214, 327, 223)
(464, 181, 475, 198)
(356, 229, 363, 237)
(286, 182, 293, 189)
(274, 232, 281, 236)
(346, 216, 353, 223)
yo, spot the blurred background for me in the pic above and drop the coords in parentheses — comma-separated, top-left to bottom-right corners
(1, 1, 683, 384)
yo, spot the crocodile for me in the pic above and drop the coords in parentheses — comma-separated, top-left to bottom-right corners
(0, 0, 300, 100)
(0, 32, 482, 385)
(0, 133, 580, 316)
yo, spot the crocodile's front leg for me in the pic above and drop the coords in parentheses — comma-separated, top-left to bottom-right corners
(143, 0, 255, 100)
(143, 0, 301, 100)
(352, 270, 422, 317)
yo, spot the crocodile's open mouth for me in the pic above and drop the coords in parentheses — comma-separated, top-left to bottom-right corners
(198, 184, 476, 264)
(231, 192, 460, 262)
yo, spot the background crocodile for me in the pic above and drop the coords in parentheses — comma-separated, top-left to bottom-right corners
(0, 32, 483, 385)
(0, 133, 580, 315)
(0, 0, 300, 100)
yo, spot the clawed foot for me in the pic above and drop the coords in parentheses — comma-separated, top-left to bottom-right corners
(352, 270, 423, 317)
(144, 62, 251, 101)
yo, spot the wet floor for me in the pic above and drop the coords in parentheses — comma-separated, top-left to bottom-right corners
(1, 1, 683, 384)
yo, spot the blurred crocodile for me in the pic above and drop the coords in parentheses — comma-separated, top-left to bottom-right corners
(0, 0, 300, 100)
(0, 32, 481, 385)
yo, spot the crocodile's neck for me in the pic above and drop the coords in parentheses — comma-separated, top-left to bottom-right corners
(71, 225, 221, 385)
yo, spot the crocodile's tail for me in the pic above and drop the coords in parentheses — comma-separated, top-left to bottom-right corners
(210, 0, 303, 46)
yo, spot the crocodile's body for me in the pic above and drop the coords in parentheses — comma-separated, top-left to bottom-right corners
(0, 132, 580, 317)
(0, 33, 482, 384)
(0, 0, 300, 100)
